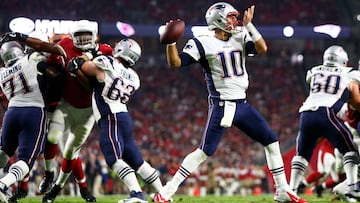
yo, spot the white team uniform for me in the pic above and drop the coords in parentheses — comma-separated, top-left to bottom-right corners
(0, 52, 45, 108)
(182, 31, 252, 100)
(0, 51, 47, 170)
(299, 65, 357, 112)
(91, 55, 140, 121)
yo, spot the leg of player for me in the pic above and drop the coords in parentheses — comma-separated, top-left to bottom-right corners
(39, 109, 64, 194)
(39, 140, 59, 194)
(153, 148, 207, 203)
(8, 174, 29, 202)
(263, 142, 306, 203)
(112, 160, 147, 203)
(136, 161, 163, 192)
(0, 161, 29, 203)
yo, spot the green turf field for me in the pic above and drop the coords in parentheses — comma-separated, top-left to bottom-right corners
(14, 193, 348, 202)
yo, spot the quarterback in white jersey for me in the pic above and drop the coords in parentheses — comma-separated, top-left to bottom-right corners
(289, 45, 360, 200)
(0, 41, 47, 202)
(153, 2, 307, 203)
(69, 38, 164, 203)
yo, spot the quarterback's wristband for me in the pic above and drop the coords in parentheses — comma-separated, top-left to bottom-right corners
(245, 23, 262, 42)
(167, 42, 176, 46)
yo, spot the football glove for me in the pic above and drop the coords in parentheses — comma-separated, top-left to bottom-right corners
(68, 57, 86, 76)
(0, 32, 28, 44)
(84, 48, 103, 60)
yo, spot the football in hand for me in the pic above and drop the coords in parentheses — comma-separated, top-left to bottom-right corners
(160, 20, 185, 44)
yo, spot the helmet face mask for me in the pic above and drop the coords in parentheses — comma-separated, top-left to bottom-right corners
(70, 20, 98, 50)
(113, 39, 141, 67)
(205, 2, 240, 34)
(323, 45, 348, 67)
(0, 41, 25, 67)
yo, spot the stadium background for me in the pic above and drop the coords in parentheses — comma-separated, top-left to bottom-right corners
(0, 0, 359, 197)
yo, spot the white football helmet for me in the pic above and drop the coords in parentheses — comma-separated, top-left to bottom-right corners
(0, 41, 25, 67)
(113, 38, 141, 67)
(323, 45, 348, 67)
(205, 2, 240, 33)
(70, 20, 98, 50)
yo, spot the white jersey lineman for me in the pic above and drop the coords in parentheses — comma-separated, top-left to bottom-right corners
(91, 55, 140, 121)
(0, 52, 46, 108)
(0, 50, 47, 195)
(299, 65, 357, 112)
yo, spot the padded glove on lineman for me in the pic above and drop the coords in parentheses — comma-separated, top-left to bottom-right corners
(0, 32, 28, 44)
(85, 47, 103, 60)
(68, 57, 86, 76)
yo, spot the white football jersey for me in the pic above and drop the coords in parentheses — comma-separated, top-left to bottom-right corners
(299, 65, 356, 112)
(91, 55, 140, 121)
(182, 30, 253, 100)
(0, 52, 46, 108)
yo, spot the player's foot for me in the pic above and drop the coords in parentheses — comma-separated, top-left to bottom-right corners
(80, 187, 96, 202)
(333, 181, 356, 202)
(274, 186, 308, 203)
(118, 191, 147, 203)
(152, 193, 169, 203)
(42, 184, 62, 203)
(312, 185, 323, 198)
(8, 187, 28, 203)
(297, 182, 306, 194)
(345, 183, 360, 200)
(0, 188, 8, 203)
(39, 171, 54, 194)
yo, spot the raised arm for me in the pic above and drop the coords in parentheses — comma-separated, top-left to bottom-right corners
(166, 44, 181, 68)
(242, 5, 267, 55)
(0, 32, 65, 57)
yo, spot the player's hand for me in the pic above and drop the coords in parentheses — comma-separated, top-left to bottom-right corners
(0, 32, 28, 44)
(242, 5, 255, 26)
(68, 57, 85, 76)
(85, 48, 103, 60)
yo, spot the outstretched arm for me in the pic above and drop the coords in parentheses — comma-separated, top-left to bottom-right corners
(0, 32, 65, 57)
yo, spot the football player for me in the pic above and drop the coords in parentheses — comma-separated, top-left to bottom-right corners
(0, 41, 47, 203)
(0, 19, 113, 202)
(68, 38, 157, 203)
(152, 2, 307, 203)
(289, 45, 360, 201)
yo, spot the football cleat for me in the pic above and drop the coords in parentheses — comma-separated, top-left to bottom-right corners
(42, 184, 62, 203)
(152, 193, 169, 203)
(8, 187, 28, 203)
(312, 185, 323, 198)
(274, 187, 308, 203)
(345, 183, 360, 200)
(0, 189, 8, 203)
(80, 187, 96, 202)
(296, 182, 306, 194)
(333, 181, 357, 202)
(39, 171, 54, 194)
(118, 191, 147, 203)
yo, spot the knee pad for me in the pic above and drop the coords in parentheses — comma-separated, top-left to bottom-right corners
(47, 129, 62, 144)
(9, 160, 29, 180)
